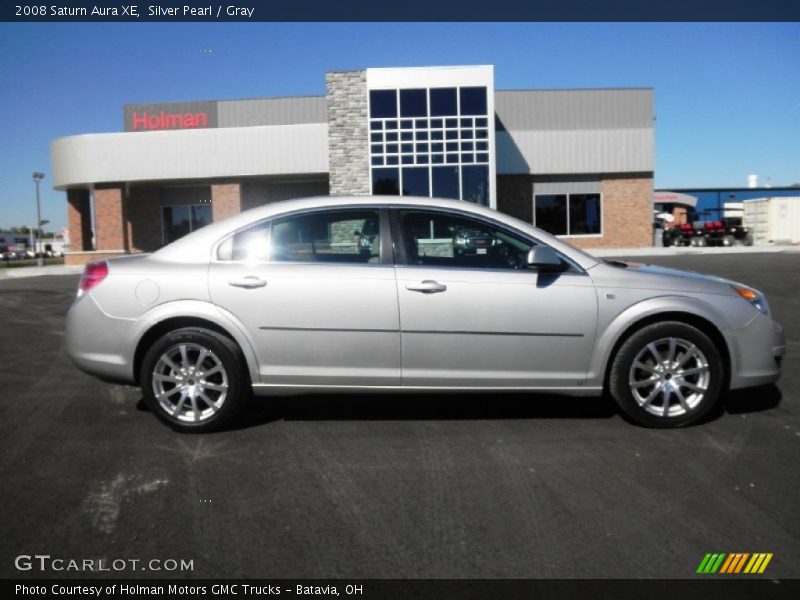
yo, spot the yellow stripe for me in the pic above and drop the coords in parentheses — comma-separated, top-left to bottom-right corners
(743, 554, 759, 573)
(734, 553, 749, 573)
(758, 553, 773, 574)
(719, 554, 736, 574)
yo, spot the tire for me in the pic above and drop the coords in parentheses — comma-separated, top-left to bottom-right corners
(689, 237, 699, 247)
(140, 327, 250, 433)
(722, 235, 735, 247)
(608, 321, 725, 428)
(744, 234, 754, 247)
(695, 236, 707, 247)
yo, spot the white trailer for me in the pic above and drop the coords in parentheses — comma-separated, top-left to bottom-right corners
(743, 197, 800, 245)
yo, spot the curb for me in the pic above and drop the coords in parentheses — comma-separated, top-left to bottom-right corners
(0, 265, 84, 279)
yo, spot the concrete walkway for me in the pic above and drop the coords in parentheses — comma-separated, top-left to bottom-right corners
(0, 264, 83, 279)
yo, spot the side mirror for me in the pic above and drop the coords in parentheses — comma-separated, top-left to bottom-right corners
(526, 246, 564, 271)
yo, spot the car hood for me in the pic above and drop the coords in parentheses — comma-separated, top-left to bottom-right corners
(588, 261, 747, 296)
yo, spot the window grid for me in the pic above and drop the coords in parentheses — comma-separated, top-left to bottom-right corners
(368, 87, 490, 203)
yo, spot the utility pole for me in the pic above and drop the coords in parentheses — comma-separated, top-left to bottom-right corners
(33, 172, 45, 266)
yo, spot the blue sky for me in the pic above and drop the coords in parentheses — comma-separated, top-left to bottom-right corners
(0, 22, 798, 231)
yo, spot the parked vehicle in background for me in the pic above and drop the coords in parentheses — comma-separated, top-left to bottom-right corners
(66, 196, 785, 432)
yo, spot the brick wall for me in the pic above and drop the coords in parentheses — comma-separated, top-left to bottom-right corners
(94, 185, 127, 251)
(66, 189, 92, 252)
(212, 183, 241, 222)
(567, 175, 653, 250)
(327, 70, 370, 196)
(496, 175, 533, 223)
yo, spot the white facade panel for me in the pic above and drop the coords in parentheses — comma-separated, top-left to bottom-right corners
(52, 124, 329, 189)
(496, 128, 654, 175)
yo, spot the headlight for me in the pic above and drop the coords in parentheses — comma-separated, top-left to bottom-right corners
(732, 285, 768, 315)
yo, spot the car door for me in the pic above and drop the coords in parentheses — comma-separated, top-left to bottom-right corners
(208, 207, 401, 388)
(393, 208, 598, 388)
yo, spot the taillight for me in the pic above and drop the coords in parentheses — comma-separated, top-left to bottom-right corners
(77, 260, 108, 297)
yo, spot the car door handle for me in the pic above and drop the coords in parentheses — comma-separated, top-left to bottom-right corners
(406, 280, 447, 294)
(228, 276, 267, 289)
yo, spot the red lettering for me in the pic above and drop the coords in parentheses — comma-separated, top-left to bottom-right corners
(130, 111, 210, 131)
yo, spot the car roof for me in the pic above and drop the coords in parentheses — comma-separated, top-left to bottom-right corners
(152, 195, 600, 269)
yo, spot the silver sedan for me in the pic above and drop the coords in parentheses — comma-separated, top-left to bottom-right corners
(66, 196, 785, 431)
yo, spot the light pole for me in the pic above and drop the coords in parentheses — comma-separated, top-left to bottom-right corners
(33, 172, 45, 266)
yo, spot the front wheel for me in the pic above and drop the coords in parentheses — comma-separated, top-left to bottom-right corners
(140, 327, 250, 432)
(609, 321, 725, 427)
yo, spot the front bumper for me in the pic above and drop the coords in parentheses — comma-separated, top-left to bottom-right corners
(728, 316, 785, 390)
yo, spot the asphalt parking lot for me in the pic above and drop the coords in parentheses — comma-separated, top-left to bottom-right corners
(0, 253, 798, 579)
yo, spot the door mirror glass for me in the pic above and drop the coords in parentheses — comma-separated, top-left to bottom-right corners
(527, 246, 563, 271)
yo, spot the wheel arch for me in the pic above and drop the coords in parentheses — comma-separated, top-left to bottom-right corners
(129, 302, 260, 386)
(600, 311, 731, 394)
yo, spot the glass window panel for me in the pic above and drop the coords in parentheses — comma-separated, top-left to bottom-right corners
(401, 143, 413, 153)
(401, 167, 430, 196)
(461, 129, 474, 139)
(460, 118, 472, 127)
(415, 119, 428, 128)
(431, 131, 443, 140)
(386, 155, 399, 165)
(476, 118, 488, 127)
(163, 206, 192, 244)
(432, 166, 460, 200)
(371, 133, 382, 143)
(416, 143, 429, 153)
(191, 205, 212, 231)
(271, 209, 380, 264)
(401, 120, 413, 129)
(227, 220, 270, 261)
(461, 142, 474, 151)
(459, 87, 488, 116)
(535, 195, 568, 235)
(401, 155, 414, 164)
(462, 153, 474, 163)
(431, 143, 444, 152)
(386, 144, 398, 154)
(445, 130, 458, 140)
(569, 193, 602, 235)
(400, 210, 534, 270)
(401, 131, 413, 141)
(370, 144, 382, 154)
(446, 154, 459, 164)
(430, 118, 444, 129)
(370, 121, 382, 131)
(385, 120, 398, 130)
(476, 141, 488, 151)
(476, 129, 488, 139)
(445, 118, 458, 128)
(446, 142, 458, 152)
(386, 132, 398, 142)
(476, 153, 489, 163)
(370, 90, 397, 118)
(432, 154, 444, 164)
(430, 88, 458, 116)
(371, 156, 383, 166)
(416, 131, 429, 141)
(372, 168, 400, 195)
(417, 154, 429, 165)
(400, 89, 427, 117)
(461, 165, 489, 206)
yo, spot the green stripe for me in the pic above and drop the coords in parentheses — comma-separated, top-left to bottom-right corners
(710, 553, 727, 573)
(697, 554, 713, 573)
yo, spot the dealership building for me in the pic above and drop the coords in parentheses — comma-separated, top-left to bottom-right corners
(51, 65, 655, 265)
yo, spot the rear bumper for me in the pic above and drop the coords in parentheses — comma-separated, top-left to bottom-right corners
(65, 293, 137, 384)
(729, 316, 785, 390)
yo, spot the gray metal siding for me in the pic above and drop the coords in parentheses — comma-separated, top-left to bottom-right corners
(532, 177, 601, 195)
(218, 97, 326, 127)
(496, 129, 654, 175)
(495, 89, 653, 131)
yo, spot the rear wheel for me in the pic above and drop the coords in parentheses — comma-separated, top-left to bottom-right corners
(140, 327, 250, 432)
(722, 234, 735, 247)
(609, 321, 724, 427)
